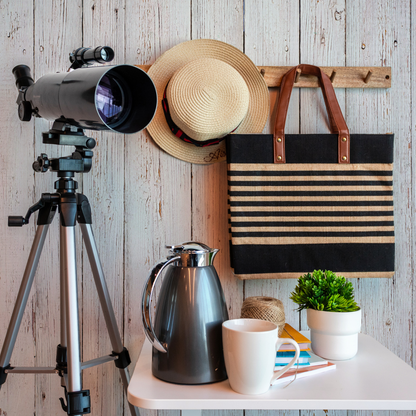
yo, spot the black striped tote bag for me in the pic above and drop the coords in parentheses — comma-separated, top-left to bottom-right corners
(226, 64, 394, 279)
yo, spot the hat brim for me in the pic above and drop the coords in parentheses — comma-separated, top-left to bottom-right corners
(146, 39, 269, 164)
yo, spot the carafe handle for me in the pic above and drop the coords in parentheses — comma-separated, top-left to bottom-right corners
(141, 255, 181, 352)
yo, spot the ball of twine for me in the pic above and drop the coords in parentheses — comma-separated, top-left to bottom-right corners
(241, 296, 285, 336)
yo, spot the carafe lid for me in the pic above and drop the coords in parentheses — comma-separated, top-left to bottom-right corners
(166, 242, 219, 267)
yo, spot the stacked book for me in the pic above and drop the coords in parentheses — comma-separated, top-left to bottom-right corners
(273, 323, 336, 384)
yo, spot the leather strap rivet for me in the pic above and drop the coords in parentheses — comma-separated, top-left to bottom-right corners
(342, 137, 347, 142)
(277, 155, 282, 161)
(342, 156, 347, 161)
(277, 137, 282, 143)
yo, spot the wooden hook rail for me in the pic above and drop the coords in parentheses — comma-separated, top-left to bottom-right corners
(136, 65, 391, 88)
(257, 66, 391, 88)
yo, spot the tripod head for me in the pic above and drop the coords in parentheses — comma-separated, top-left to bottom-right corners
(8, 121, 96, 228)
(6, 120, 96, 227)
(33, 120, 96, 176)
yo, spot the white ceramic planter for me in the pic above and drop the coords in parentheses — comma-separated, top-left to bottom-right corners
(307, 308, 362, 360)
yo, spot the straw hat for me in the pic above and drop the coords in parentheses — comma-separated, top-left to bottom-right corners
(147, 39, 269, 164)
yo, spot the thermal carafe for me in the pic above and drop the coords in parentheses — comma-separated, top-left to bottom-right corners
(142, 242, 229, 384)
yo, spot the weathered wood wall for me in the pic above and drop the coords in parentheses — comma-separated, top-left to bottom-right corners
(0, 0, 414, 415)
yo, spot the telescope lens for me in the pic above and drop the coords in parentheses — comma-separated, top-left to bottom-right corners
(96, 75, 126, 125)
(100, 47, 112, 62)
(101, 49, 109, 61)
(24, 64, 157, 134)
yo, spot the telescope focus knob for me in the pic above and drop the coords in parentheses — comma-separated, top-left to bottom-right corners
(18, 101, 32, 122)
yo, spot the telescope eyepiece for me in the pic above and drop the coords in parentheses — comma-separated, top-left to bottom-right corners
(12, 65, 34, 90)
(70, 46, 115, 69)
(13, 65, 35, 121)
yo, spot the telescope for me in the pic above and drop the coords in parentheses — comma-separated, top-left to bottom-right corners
(13, 45, 157, 134)
(1, 46, 155, 415)
(11, 46, 157, 177)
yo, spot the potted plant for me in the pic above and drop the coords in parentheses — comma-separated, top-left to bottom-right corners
(290, 270, 361, 360)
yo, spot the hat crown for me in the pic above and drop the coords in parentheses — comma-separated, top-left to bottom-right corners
(166, 58, 250, 142)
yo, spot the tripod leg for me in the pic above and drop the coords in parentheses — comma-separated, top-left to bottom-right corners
(61, 223, 92, 416)
(57, 223, 69, 392)
(60, 233, 67, 350)
(58, 192, 92, 415)
(0, 224, 50, 383)
(79, 221, 139, 416)
(61, 224, 82, 394)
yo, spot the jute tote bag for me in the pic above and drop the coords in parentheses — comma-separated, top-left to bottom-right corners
(226, 64, 394, 279)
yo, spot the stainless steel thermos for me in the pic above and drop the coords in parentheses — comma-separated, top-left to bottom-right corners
(142, 242, 229, 384)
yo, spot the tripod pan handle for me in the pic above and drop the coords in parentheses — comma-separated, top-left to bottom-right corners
(8, 216, 26, 227)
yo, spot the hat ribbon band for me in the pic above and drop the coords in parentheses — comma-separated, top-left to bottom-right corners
(162, 89, 238, 148)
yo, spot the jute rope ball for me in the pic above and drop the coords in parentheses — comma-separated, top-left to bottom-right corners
(166, 58, 250, 142)
(241, 296, 285, 336)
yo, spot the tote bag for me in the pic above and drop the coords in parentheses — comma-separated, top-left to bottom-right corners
(226, 64, 394, 279)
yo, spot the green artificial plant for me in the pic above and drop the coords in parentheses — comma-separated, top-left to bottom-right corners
(290, 269, 360, 312)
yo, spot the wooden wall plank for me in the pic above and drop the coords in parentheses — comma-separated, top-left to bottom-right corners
(244, 3, 302, 409)
(191, 3, 244, 416)
(345, 2, 413, 416)
(298, 0, 348, 404)
(299, 0, 346, 135)
(191, 0, 244, 331)
(32, 1, 83, 415)
(243, 0, 301, 362)
(299, 0, 346, 337)
(346, 0, 412, 361)
(412, 0, 416, 411)
(124, 1, 191, 416)
(81, 1, 127, 415)
(0, 2, 36, 415)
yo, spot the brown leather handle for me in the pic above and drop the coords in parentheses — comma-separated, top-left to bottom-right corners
(274, 64, 350, 164)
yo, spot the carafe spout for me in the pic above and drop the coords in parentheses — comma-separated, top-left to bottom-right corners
(210, 248, 220, 264)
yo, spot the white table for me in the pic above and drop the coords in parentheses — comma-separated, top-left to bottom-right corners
(127, 333, 416, 411)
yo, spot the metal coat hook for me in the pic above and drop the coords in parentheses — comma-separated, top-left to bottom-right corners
(330, 70, 337, 83)
(364, 70, 373, 84)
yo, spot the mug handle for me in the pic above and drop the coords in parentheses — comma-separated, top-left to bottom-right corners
(270, 338, 300, 385)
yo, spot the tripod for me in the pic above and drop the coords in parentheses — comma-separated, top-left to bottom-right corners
(0, 126, 139, 416)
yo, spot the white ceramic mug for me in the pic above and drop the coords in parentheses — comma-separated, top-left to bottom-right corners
(222, 318, 300, 395)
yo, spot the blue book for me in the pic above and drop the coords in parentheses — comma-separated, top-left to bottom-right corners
(275, 351, 329, 368)
(276, 351, 311, 364)
(276, 351, 310, 358)
(276, 362, 311, 368)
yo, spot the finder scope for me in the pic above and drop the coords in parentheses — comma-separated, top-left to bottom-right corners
(69, 46, 115, 69)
